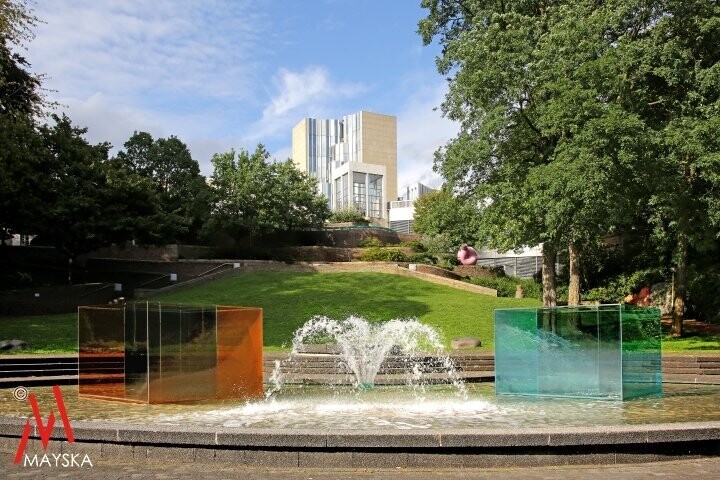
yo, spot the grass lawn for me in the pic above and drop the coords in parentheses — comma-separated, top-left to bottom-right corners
(151, 271, 540, 350)
(1, 271, 718, 354)
(661, 332, 720, 352)
(0, 313, 76, 354)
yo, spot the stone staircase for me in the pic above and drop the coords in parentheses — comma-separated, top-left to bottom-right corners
(1, 353, 718, 388)
(262, 352, 496, 385)
(661, 355, 720, 384)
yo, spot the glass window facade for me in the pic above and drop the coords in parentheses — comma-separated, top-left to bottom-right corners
(494, 304, 661, 400)
(368, 174, 382, 218)
(78, 302, 264, 404)
(353, 172, 367, 213)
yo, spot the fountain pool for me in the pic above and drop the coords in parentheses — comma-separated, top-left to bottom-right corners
(1, 383, 720, 430)
(2, 316, 718, 468)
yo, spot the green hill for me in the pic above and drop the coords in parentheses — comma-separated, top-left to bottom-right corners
(151, 271, 540, 350)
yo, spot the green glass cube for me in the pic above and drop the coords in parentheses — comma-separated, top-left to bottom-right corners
(494, 304, 662, 400)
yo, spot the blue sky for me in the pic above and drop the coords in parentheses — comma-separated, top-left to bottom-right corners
(26, 0, 457, 190)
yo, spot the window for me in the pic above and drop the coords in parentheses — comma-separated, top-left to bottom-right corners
(352, 172, 367, 215)
(368, 174, 382, 218)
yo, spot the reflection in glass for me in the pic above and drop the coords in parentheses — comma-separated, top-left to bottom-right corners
(78, 302, 263, 404)
(495, 305, 661, 400)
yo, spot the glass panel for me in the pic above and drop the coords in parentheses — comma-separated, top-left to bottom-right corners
(598, 305, 622, 397)
(79, 302, 263, 404)
(124, 302, 149, 401)
(368, 173, 382, 218)
(78, 306, 125, 399)
(537, 306, 603, 397)
(621, 305, 662, 399)
(495, 305, 661, 400)
(494, 308, 538, 395)
(216, 306, 264, 398)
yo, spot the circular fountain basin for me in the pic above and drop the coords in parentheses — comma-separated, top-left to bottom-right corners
(1, 384, 719, 468)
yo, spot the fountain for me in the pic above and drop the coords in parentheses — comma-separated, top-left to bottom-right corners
(269, 315, 466, 393)
(1, 307, 718, 468)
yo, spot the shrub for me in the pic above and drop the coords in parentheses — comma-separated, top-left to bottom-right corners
(359, 247, 410, 262)
(399, 240, 426, 252)
(687, 263, 720, 324)
(469, 276, 542, 299)
(328, 206, 366, 223)
(407, 253, 435, 264)
(583, 268, 665, 303)
(435, 255, 458, 270)
(359, 236, 383, 248)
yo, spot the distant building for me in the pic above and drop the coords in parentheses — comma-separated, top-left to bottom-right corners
(1, 234, 35, 246)
(292, 111, 397, 224)
(388, 182, 437, 234)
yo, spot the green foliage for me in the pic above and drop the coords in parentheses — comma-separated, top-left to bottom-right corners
(469, 276, 543, 300)
(434, 256, 458, 270)
(358, 236, 383, 248)
(687, 261, 720, 324)
(407, 252, 435, 264)
(30, 115, 157, 261)
(207, 146, 329, 245)
(399, 240, 426, 252)
(359, 247, 410, 263)
(584, 268, 665, 303)
(114, 131, 211, 244)
(412, 190, 480, 246)
(420, 0, 720, 322)
(328, 205, 366, 223)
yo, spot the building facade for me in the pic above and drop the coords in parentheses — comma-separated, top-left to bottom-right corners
(292, 111, 397, 223)
(388, 182, 437, 234)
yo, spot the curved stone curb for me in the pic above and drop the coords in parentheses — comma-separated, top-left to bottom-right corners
(2, 417, 718, 468)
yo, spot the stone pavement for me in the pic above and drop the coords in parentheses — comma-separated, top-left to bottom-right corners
(4, 457, 720, 479)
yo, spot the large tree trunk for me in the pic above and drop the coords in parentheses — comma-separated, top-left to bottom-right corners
(542, 243, 557, 307)
(670, 234, 688, 337)
(567, 243, 581, 306)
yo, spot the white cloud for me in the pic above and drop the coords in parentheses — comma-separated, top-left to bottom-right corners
(246, 66, 365, 143)
(396, 82, 458, 191)
(51, 93, 165, 149)
(28, 1, 267, 104)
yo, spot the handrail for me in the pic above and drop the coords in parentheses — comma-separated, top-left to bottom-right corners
(78, 283, 116, 298)
(193, 262, 235, 278)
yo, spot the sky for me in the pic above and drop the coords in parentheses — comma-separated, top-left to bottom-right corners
(24, 0, 458, 192)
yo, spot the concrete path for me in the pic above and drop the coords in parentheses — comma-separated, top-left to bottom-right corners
(5, 456, 720, 479)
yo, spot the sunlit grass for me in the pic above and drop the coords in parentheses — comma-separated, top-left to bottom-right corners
(2, 272, 717, 354)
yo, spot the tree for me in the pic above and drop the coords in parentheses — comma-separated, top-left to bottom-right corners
(207, 145, 329, 246)
(419, 1, 710, 314)
(412, 189, 480, 247)
(419, 1, 609, 305)
(114, 131, 212, 244)
(613, 0, 720, 335)
(33, 115, 155, 280)
(0, 1, 51, 243)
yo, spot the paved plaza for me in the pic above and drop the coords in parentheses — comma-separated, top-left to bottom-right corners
(4, 457, 720, 479)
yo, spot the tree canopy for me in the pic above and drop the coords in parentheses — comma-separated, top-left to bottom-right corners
(420, 0, 720, 331)
(207, 145, 329, 245)
(113, 131, 212, 244)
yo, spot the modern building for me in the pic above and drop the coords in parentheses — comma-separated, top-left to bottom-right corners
(292, 111, 397, 223)
(388, 182, 437, 234)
